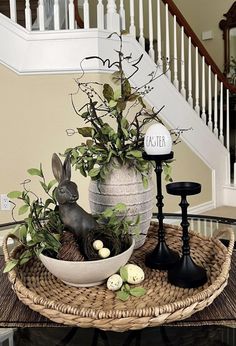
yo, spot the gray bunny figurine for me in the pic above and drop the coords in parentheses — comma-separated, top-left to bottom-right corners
(52, 153, 98, 239)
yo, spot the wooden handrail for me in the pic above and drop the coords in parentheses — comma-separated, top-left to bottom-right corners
(162, 0, 236, 94)
(74, 0, 84, 28)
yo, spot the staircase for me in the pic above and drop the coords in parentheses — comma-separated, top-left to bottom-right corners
(0, 0, 38, 27)
(0, 0, 235, 209)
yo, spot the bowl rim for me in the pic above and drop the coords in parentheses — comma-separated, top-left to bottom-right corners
(39, 238, 135, 265)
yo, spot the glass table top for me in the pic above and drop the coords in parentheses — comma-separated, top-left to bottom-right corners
(1, 213, 236, 253)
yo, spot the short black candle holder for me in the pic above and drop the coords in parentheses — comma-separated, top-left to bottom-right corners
(166, 182, 208, 288)
(142, 151, 179, 270)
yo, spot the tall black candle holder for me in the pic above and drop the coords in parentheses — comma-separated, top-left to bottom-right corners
(166, 182, 208, 288)
(142, 151, 179, 270)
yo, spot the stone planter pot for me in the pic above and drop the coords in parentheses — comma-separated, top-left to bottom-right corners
(89, 163, 154, 249)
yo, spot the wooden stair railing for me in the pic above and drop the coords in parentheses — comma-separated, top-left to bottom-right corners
(162, 0, 236, 94)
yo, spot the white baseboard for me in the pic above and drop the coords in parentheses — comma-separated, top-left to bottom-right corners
(188, 200, 216, 214)
(173, 200, 215, 215)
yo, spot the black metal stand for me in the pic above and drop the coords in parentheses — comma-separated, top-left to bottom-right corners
(166, 182, 208, 288)
(142, 152, 179, 270)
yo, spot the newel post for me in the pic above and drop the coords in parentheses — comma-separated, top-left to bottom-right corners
(105, 0, 120, 32)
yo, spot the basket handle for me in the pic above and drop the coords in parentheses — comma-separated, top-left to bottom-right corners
(213, 227, 235, 257)
(2, 233, 21, 262)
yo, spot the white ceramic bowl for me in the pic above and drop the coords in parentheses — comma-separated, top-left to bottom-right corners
(39, 239, 135, 287)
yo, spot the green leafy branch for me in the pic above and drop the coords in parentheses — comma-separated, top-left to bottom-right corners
(4, 166, 63, 273)
(96, 203, 140, 237)
(66, 33, 165, 186)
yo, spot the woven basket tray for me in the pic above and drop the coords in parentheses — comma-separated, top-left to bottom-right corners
(3, 222, 235, 332)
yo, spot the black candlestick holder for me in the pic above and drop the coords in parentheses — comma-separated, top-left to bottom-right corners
(142, 151, 179, 270)
(166, 182, 208, 288)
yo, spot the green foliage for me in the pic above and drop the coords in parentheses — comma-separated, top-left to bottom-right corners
(65, 34, 171, 185)
(163, 163, 173, 182)
(119, 265, 128, 282)
(116, 265, 146, 301)
(4, 167, 63, 273)
(96, 203, 140, 237)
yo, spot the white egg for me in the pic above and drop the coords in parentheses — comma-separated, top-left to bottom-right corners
(144, 123, 172, 155)
(123, 264, 145, 284)
(107, 274, 123, 291)
(98, 247, 110, 258)
(93, 240, 104, 251)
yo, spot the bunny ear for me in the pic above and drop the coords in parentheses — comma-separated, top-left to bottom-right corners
(63, 153, 71, 181)
(52, 153, 64, 182)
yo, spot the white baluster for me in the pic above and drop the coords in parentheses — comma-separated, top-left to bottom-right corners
(214, 74, 218, 137)
(25, 0, 32, 30)
(234, 162, 236, 185)
(97, 1, 104, 30)
(194, 47, 200, 115)
(219, 82, 224, 144)
(148, 0, 154, 60)
(173, 15, 179, 89)
(165, 4, 170, 79)
(209, 219, 213, 237)
(157, 0, 162, 72)
(84, 0, 90, 29)
(208, 65, 213, 130)
(38, 0, 45, 31)
(201, 56, 206, 123)
(54, 0, 60, 30)
(129, 0, 136, 37)
(226, 89, 230, 152)
(190, 218, 194, 232)
(188, 36, 193, 106)
(10, 0, 17, 22)
(180, 27, 186, 98)
(139, 0, 145, 48)
(119, 0, 125, 31)
(68, 0, 75, 29)
(106, 0, 120, 32)
(231, 89, 236, 185)
(203, 219, 207, 237)
(64, 0, 68, 29)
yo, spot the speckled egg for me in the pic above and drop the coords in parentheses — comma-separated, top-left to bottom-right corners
(107, 274, 123, 291)
(123, 264, 145, 284)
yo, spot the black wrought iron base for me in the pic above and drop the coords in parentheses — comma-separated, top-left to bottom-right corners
(168, 255, 208, 288)
(145, 241, 179, 270)
(166, 181, 208, 288)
